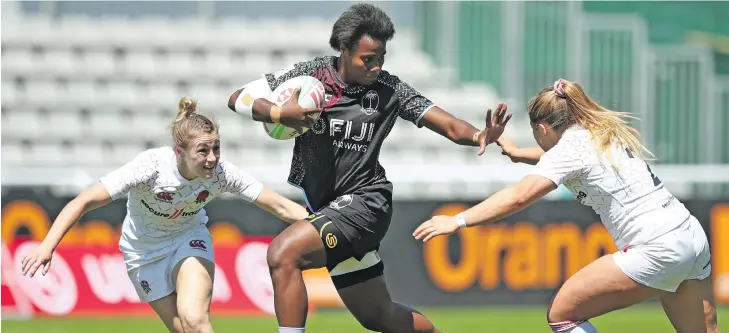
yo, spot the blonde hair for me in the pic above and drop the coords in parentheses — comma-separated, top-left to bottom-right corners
(170, 97, 219, 148)
(527, 79, 654, 162)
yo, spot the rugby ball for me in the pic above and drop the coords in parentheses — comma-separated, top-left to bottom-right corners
(263, 76, 326, 140)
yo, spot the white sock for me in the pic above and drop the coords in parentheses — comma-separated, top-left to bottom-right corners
(549, 320, 597, 333)
(278, 327, 305, 333)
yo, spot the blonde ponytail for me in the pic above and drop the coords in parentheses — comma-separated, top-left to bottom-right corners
(528, 79, 654, 162)
(170, 97, 219, 148)
(175, 97, 198, 122)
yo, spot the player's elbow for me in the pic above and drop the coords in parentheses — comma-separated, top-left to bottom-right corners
(508, 186, 531, 208)
(228, 88, 243, 112)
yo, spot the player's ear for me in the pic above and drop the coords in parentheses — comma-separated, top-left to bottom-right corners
(174, 145, 185, 157)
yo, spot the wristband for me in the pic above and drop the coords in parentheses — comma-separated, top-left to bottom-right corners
(270, 105, 282, 123)
(234, 91, 254, 119)
(455, 213, 468, 229)
(232, 77, 273, 120)
(472, 131, 480, 144)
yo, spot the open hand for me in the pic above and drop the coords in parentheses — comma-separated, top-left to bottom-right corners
(20, 244, 54, 278)
(413, 215, 460, 242)
(477, 103, 512, 155)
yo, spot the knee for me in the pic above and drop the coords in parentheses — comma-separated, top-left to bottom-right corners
(546, 299, 573, 324)
(266, 238, 297, 273)
(178, 311, 210, 333)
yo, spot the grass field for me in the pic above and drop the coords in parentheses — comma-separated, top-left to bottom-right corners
(3, 306, 728, 333)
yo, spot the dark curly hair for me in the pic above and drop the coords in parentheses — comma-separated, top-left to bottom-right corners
(329, 3, 396, 52)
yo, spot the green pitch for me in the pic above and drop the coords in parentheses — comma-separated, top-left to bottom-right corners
(3, 306, 728, 333)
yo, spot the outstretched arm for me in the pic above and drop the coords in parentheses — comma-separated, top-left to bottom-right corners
(22, 149, 155, 277)
(253, 187, 310, 224)
(497, 137, 545, 165)
(413, 175, 556, 242)
(420, 104, 512, 155)
(21, 183, 112, 277)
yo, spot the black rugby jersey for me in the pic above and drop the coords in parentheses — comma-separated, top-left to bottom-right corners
(263, 56, 435, 211)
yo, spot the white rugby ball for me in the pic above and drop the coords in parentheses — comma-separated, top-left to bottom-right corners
(263, 76, 326, 140)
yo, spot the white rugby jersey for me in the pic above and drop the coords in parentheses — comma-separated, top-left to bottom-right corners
(99, 147, 263, 253)
(532, 126, 691, 249)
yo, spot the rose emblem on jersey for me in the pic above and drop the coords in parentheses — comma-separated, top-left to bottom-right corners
(361, 90, 379, 115)
(195, 190, 210, 204)
(155, 192, 173, 202)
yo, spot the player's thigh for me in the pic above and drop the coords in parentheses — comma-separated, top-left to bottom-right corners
(171, 229, 216, 319)
(267, 218, 328, 270)
(548, 254, 662, 322)
(661, 277, 719, 333)
(171, 256, 215, 318)
(148, 293, 184, 333)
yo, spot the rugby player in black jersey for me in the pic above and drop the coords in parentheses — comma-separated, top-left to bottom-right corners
(228, 4, 511, 332)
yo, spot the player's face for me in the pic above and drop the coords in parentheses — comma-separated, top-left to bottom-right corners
(344, 36, 386, 85)
(181, 134, 220, 180)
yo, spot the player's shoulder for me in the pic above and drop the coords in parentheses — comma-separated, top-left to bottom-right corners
(375, 70, 405, 90)
(132, 146, 175, 172)
(375, 71, 424, 101)
(546, 126, 597, 162)
(213, 159, 245, 178)
(138, 146, 174, 162)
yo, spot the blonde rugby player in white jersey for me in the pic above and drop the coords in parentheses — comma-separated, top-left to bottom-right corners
(21, 97, 309, 333)
(414, 79, 720, 333)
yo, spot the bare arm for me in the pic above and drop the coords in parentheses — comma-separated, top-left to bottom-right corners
(228, 86, 279, 123)
(42, 183, 112, 250)
(413, 175, 556, 242)
(496, 137, 545, 165)
(228, 79, 319, 131)
(253, 187, 309, 224)
(420, 104, 512, 155)
(22, 182, 113, 277)
(421, 106, 481, 146)
(457, 175, 555, 227)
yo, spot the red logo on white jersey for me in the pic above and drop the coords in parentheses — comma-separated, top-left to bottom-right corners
(156, 192, 173, 202)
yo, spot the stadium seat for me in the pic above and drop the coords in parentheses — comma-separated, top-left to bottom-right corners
(2, 48, 35, 74)
(45, 111, 83, 141)
(63, 80, 98, 106)
(70, 142, 106, 166)
(1, 142, 25, 166)
(27, 143, 68, 166)
(40, 49, 77, 76)
(84, 50, 118, 76)
(1, 80, 18, 106)
(2, 110, 42, 140)
(88, 112, 131, 140)
(110, 143, 145, 166)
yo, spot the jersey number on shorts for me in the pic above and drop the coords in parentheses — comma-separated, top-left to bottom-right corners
(626, 148, 662, 187)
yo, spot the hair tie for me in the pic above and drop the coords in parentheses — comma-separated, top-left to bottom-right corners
(553, 78, 569, 98)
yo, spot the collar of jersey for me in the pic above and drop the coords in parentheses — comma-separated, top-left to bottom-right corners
(328, 56, 370, 95)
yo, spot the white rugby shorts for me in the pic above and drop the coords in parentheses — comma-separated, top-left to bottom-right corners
(125, 226, 215, 302)
(612, 215, 711, 292)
